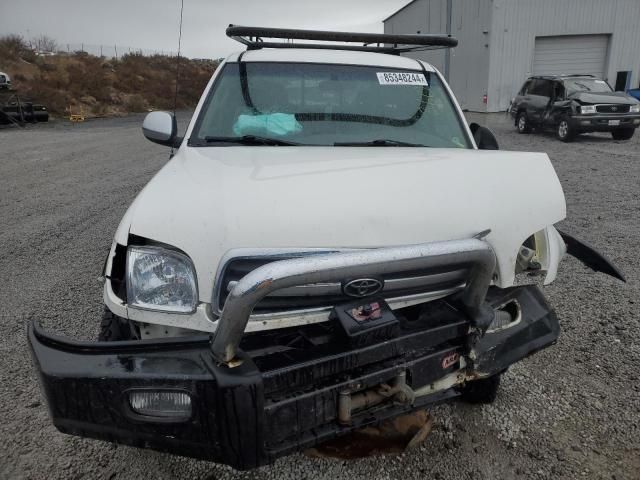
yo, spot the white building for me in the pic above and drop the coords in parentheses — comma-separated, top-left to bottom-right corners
(384, 0, 640, 111)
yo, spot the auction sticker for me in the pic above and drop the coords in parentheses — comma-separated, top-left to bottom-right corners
(377, 72, 428, 86)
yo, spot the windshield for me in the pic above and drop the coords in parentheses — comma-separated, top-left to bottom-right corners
(564, 78, 612, 95)
(190, 62, 471, 148)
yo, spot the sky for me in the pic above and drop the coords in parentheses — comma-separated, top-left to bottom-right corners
(0, 0, 412, 59)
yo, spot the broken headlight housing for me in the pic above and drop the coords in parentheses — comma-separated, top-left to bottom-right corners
(126, 246, 198, 313)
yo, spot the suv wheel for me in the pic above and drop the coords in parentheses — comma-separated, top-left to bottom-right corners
(611, 128, 635, 140)
(516, 112, 531, 133)
(556, 118, 575, 142)
(460, 374, 501, 404)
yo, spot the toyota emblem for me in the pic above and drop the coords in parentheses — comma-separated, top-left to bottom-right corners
(611, 106, 617, 111)
(342, 278, 384, 298)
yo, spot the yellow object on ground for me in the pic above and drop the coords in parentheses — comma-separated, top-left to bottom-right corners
(69, 106, 84, 122)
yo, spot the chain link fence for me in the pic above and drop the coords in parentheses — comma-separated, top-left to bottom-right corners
(53, 43, 177, 59)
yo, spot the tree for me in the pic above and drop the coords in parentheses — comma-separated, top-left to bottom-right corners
(34, 35, 57, 53)
(0, 34, 32, 62)
(0, 34, 28, 55)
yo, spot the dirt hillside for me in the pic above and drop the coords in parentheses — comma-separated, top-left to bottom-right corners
(0, 35, 218, 118)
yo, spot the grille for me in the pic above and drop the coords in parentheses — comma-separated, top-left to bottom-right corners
(215, 254, 468, 314)
(596, 104, 630, 114)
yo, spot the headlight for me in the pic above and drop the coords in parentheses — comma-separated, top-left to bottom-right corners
(630, 104, 640, 113)
(126, 246, 198, 313)
(580, 105, 597, 114)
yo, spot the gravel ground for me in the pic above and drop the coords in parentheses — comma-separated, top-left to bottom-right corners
(1, 112, 639, 480)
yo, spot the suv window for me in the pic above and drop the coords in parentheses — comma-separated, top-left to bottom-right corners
(529, 79, 552, 97)
(552, 81, 565, 100)
(191, 62, 471, 148)
(519, 80, 532, 95)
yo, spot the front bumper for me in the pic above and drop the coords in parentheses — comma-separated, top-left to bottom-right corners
(570, 114, 640, 131)
(29, 285, 559, 470)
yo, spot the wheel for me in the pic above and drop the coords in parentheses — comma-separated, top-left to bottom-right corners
(611, 128, 635, 140)
(556, 118, 575, 142)
(516, 112, 531, 133)
(98, 307, 134, 341)
(460, 374, 501, 404)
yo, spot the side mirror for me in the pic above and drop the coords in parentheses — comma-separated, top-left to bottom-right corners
(142, 111, 181, 147)
(469, 123, 499, 150)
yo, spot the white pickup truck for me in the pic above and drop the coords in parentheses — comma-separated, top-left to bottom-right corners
(28, 26, 624, 470)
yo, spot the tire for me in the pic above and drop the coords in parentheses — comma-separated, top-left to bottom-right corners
(611, 128, 635, 140)
(556, 117, 575, 142)
(460, 374, 501, 404)
(516, 112, 531, 134)
(98, 307, 134, 341)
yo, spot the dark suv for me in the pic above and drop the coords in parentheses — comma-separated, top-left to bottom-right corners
(510, 75, 640, 142)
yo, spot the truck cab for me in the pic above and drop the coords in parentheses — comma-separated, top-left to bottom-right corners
(28, 26, 623, 470)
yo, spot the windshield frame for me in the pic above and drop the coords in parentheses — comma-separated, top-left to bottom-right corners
(188, 60, 474, 148)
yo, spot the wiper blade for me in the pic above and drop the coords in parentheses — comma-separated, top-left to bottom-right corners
(204, 135, 299, 146)
(573, 82, 591, 92)
(334, 139, 425, 147)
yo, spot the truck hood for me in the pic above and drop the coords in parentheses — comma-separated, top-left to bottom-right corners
(123, 147, 566, 301)
(570, 91, 639, 104)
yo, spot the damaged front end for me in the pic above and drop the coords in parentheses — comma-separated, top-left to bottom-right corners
(29, 238, 563, 469)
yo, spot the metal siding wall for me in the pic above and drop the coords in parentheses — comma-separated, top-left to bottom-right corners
(607, 1, 640, 90)
(487, 0, 640, 111)
(384, 0, 492, 111)
(448, 0, 492, 110)
(384, 0, 447, 75)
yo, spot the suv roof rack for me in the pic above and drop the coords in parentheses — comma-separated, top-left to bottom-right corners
(531, 74, 595, 79)
(226, 25, 457, 55)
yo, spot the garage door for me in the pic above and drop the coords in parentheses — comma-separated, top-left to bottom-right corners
(533, 34, 609, 78)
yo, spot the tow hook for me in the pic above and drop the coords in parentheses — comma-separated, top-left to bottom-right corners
(338, 371, 415, 425)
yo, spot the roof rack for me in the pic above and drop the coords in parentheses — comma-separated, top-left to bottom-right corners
(226, 25, 457, 55)
(531, 74, 595, 79)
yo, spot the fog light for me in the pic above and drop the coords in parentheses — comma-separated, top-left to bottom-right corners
(129, 390, 192, 418)
(634, 119, 640, 125)
(580, 120, 591, 126)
